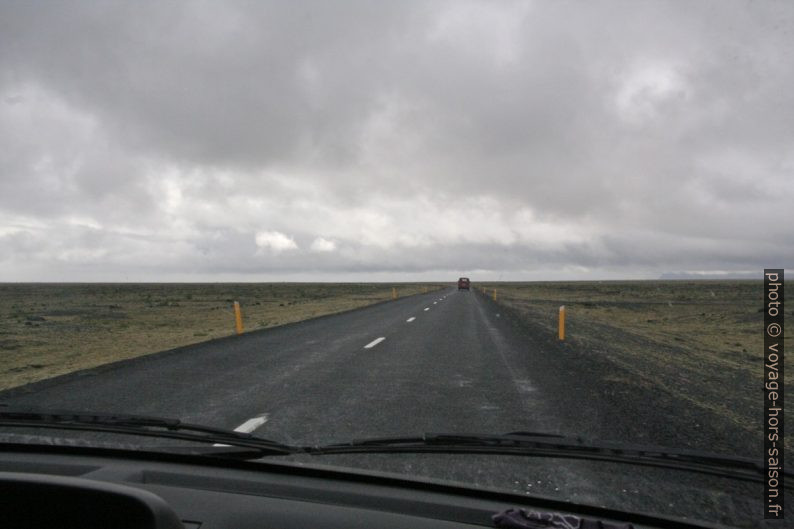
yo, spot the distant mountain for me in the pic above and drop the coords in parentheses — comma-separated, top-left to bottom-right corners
(659, 271, 761, 280)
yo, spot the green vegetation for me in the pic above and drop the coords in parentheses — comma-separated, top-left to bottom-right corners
(0, 283, 443, 391)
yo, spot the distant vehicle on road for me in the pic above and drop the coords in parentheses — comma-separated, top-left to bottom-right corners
(457, 277, 470, 290)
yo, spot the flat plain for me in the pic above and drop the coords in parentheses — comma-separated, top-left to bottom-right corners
(0, 283, 441, 391)
(2, 280, 790, 453)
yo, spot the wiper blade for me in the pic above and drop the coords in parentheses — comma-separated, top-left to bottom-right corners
(0, 407, 295, 456)
(0, 408, 181, 429)
(321, 431, 566, 447)
(143, 445, 279, 460)
(309, 431, 791, 485)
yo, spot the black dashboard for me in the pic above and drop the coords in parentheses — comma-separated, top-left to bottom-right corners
(0, 444, 714, 529)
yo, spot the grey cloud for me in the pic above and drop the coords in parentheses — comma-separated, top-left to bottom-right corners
(0, 0, 792, 280)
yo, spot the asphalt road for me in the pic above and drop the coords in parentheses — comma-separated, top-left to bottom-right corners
(0, 288, 560, 444)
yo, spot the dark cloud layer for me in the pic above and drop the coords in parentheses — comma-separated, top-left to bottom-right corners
(1, 0, 792, 281)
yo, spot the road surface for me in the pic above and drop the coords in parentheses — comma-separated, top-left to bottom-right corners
(0, 288, 561, 443)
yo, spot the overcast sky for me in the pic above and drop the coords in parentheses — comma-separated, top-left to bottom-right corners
(1, 0, 792, 281)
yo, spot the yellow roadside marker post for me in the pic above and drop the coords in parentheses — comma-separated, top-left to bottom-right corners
(392, 287, 397, 300)
(233, 301, 244, 335)
(558, 305, 565, 340)
(493, 288, 497, 301)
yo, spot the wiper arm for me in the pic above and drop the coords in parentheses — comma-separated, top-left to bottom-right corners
(309, 431, 791, 485)
(0, 407, 296, 456)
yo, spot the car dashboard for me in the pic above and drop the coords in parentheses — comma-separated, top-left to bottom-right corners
(0, 444, 716, 529)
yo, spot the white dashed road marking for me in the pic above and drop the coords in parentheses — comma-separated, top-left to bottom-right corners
(364, 337, 386, 349)
(234, 414, 269, 433)
(214, 413, 268, 446)
(424, 307, 430, 311)
(406, 317, 416, 322)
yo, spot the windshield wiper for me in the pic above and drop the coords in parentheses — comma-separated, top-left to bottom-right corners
(0, 407, 296, 456)
(308, 431, 791, 485)
(2, 409, 786, 485)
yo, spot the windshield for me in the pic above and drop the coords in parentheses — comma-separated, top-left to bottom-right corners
(0, 1, 791, 527)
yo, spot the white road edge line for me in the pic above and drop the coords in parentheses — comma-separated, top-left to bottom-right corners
(406, 317, 416, 322)
(364, 337, 386, 349)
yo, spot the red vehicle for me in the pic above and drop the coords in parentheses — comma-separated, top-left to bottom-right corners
(457, 277, 470, 290)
